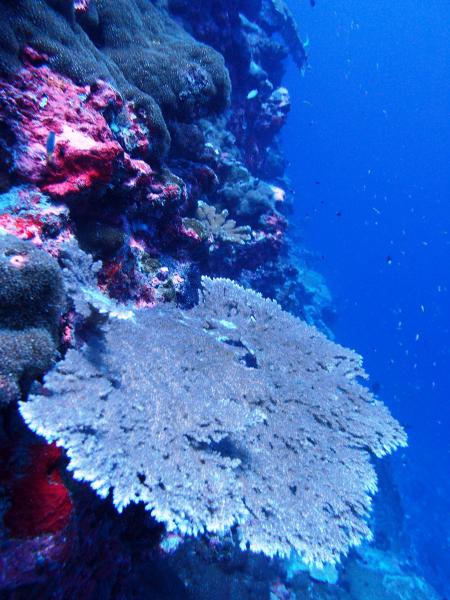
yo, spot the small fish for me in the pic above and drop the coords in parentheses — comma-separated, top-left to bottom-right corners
(46, 131, 56, 164)
(371, 382, 381, 394)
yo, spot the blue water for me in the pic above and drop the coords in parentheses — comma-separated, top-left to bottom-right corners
(284, 0, 450, 594)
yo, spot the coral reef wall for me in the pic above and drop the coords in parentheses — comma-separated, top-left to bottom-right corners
(0, 0, 230, 156)
(0, 0, 331, 328)
(0, 1, 412, 598)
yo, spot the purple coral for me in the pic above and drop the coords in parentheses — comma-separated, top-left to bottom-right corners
(20, 278, 406, 566)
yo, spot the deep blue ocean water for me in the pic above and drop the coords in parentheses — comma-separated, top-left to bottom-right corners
(284, 0, 449, 594)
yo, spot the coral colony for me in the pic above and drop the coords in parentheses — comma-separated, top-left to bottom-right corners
(0, 0, 407, 597)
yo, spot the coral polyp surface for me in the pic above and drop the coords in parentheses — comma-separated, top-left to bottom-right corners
(0, 233, 64, 404)
(20, 278, 406, 566)
(0, 0, 230, 156)
(183, 200, 252, 246)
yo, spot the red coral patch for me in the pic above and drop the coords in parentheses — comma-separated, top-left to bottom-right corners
(4, 443, 73, 538)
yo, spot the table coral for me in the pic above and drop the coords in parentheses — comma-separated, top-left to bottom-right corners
(0, 2, 415, 596)
(21, 278, 406, 567)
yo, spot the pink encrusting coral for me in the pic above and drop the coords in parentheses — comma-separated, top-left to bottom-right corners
(0, 186, 71, 252)
(0, 58, 153, 200)
(0, 213, 44, 242)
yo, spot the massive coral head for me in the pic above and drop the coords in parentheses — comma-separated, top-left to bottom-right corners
(0, 65, 124, 199)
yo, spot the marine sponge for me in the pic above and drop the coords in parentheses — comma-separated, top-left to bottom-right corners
(0, 233, 64, 404)
(20, 277, 406, 566)
(0, 0, 230, 156)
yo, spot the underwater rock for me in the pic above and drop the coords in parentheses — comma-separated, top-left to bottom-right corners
(0, 186, 71, 247)
(342, 546, 441, 600)
(21, 278, 406, 567)
(0, 65, 127, 199)
(239, 254, 336, 336)
(217, 163, 279, 223)
(261, 0, 307, 71)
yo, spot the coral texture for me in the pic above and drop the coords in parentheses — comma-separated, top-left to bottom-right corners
(0, 2, 414, 595)
(57, 237, 134, 323)
(21, 278, 406, 566)
(0, 233, 63, 404)
(0, 63, 151, 199)
(0, 0, 230, 156)
(183, 200, 252, 246)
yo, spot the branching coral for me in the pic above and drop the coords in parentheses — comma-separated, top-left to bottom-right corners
(58, 237, 133, 322)
(183, 201, 252, 246)
(20, 278, 406, 566)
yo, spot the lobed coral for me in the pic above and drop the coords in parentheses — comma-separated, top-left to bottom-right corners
(21, 278, 406, 566)
(0, 233, 64, 404)
(0, 0, 230, 156)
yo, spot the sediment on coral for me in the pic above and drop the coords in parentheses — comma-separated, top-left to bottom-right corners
(20, 278, 406, 567)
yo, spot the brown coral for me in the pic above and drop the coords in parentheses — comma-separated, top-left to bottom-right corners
(183, 201, 252, 246)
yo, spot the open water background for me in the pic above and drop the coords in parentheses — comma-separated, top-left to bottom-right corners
(284, 0, 450, 594)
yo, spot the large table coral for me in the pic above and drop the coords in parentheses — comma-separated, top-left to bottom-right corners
(20, 278, 406, 567)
